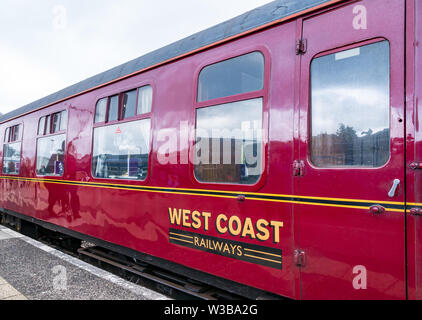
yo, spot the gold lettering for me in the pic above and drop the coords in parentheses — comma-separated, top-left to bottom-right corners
(202, 212, 211, 231)
(182, 210, 191, 228)
(270, 221, 284, 244)
(229, 216, 242, 236)
(256, 219, 270, 242)
(216, 214, 228, 234)
(241, 218, 256, 239)
(168, 208, 182, 225)
(191, 211, 202, 229)
(215, 241, 223, 252)
(200, 238, 206, 248)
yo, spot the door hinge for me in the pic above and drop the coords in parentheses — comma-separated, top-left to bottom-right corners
(410, 162, 422, 170)
(294, 250, 306, 268)
(296, 39, 307, 55)
(293, 160, 305, 177)
(410, 208, 422, 216)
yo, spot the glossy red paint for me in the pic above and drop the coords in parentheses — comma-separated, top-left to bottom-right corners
(297, 0, 407, 300)
(0, 0, 419, 300)
(407, 0, 422, 301)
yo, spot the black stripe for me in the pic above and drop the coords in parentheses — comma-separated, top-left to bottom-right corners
(169, 229, 282, 270)
(1, 176, 406, 211)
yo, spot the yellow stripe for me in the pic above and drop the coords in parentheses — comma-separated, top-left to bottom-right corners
(169, 237, 193, 245)
(169, 232, 193, 240)
(244, 248, 281, 258)
(408, 202, 422, 206)
(244, 254, 282, 264)
(0, 175, 410, 211)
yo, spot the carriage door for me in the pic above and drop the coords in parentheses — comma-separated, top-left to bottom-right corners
(296, 0, 406, 299)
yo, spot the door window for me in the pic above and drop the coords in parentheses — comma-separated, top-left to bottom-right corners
(310, 41, 390, 168)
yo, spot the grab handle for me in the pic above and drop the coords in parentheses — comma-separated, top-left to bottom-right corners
(388, 179, 400, 198)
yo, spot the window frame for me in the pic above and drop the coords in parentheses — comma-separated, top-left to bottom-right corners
(38, 110, 68, 137)
(307, 38, 392, 171)
(191, 47, 271, 190)
(35, 109, 69, 178)
(2, 122, 24, 176)
(90, 81, 155, 183)
(93, 83, 154, 127)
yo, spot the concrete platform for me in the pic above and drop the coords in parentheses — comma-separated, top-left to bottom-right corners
(0, 276, 27, 300)
(0, 226, 169, 300)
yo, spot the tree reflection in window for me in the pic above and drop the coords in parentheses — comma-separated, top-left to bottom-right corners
(195, 98, 263, 185)
(311, 41, 390, 168)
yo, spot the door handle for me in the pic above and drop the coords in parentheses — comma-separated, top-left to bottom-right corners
(388, 179, 401, 198)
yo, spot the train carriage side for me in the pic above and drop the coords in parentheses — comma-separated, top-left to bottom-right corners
(1, 0, 421, 300)
(0, 11, 301, 300)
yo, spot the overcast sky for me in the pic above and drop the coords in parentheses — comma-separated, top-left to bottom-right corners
(0, 0, 271, 115)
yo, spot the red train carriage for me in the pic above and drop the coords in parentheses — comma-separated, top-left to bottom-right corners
(0, 0, 421, 300)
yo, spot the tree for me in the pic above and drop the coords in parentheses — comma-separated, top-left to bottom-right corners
(336, 124, 358, 165)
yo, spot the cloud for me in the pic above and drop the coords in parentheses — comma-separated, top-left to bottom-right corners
(0, 0, 271, 115)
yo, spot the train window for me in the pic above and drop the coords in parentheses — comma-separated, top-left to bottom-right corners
(108, 95, 119, 122)
(137, 85, 153, 115)
(310, 41, 391, 168)
(95, 98, 107, 123)
(198, 52, 265, 102)
(4, 124, 22, 143)
(51, 112, 61, 133)
(3, 143, 21, 175)
(36, 134, 66, 176)
(122, 90, 137, 120)
(38, 117, 46, 135)
(95, 86, 153, 124)
(45, 115, 51, 135)
(92, 119, 151, 181)
(38, 111, 67, 136)
(3, 124, 23, 175)
(60, 110, 68, 131)
(194, 98, 263, 185)
(4, 128, 9, 142)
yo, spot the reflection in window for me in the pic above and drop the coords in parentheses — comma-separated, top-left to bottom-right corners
(36, 134, 66, 176)
(60, 111, 68, 131)
(92, 119, 151, 181)
(122, 90, 137, 119)
(38, 112, 67, 135)
(4, 127, 9, 142)
(198, 52, 265, 102)
(95, 98, 107, 123)
(311, 41, 390, 168)
(4, 124, 22, 143)
(137, 85, 153, 115)
(38, 117, 46, 135)
(108, 95, 119, 122)
(51, 112, 60, 133)
(3, 143, 21, 175)
(195, 98, 263, 185)
(45, 115, 51, 134)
